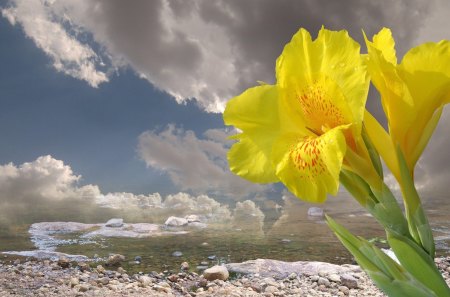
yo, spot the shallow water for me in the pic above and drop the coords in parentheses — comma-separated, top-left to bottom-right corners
(1, 192, 449, 274)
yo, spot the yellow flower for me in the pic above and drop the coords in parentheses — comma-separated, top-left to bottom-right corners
(364, 28, 450, 178)
(224, 28, 370, 202)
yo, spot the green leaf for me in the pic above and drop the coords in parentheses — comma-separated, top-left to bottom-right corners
(388, 230, 450, 297)
(326, 215, 438, 297)
(340, 170, 409, 236)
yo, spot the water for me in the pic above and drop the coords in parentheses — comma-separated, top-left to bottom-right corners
(1, 192, 449, 274)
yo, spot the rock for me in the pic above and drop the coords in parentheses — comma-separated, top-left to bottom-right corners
(187, 222, 208, 228)
(167, 274, 178, 282)
(203, 265, 229, 281)
(105, 218, 124, 228)
(165, 216, 188, 227)
(78, 284, 89, 292)
(328, 273, 341, 282)
(134, 256, 142, 263)
(77, 262, 90, 272)
(70, 277, 80, 287)
(83, 223, 165, 238)
(98, 277, 110, 285)
(185, 215, 201, 223)
(265, 285, 278, 293)
(226, 259, 356, 279)
(339, 285, 350, 295)
(281, 239, 291, 243)
(307, 207, 324, 218)
(172, 251, 183, 257)
(96, 265, 106, 274)
(207, 255, 216, 260)
(197, 277, 208, 287)
(180, 261, 189, 270)
(139, 275, 152, 287)
(58, 257, 70, 268)
(318, 277, 330, 287)
(106, 254, 125, 266)
(340, 274, 358, 289)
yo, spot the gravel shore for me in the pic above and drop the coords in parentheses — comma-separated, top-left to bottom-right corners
(1, 256, 450, 297)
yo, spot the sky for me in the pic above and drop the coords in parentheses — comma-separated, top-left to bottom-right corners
(0, 0, 450, 217)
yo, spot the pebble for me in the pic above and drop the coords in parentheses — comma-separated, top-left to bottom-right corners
(106, 254, 125, 266)
(180, 261, 189, 271)
(172, 251, 183, 257)
(203, 265, 229, 281)
(340, 273, 358, 289)
(2, 256, 450, 297)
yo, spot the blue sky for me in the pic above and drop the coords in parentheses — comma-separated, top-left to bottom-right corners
(0, 0, 449, 212)
(0, 15, 224, 196)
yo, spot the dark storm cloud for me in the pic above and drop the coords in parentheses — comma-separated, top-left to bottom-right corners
(2, 0, 436, 112)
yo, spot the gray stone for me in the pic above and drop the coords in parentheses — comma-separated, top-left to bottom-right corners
(105, 218, 124, 228)
(339, 285, 350, 295)
(226, 259, 357, 279)
(139, 275, 152, 287)
(165, 216, 188, 227)
(97, 277, 109, 285)
(106, 254, 125, 266)
(328, 273, 341, 282)
(185, 215, 201, 223)
(180, 261, 189, 270)
(318, 277, 330, 287)
(307, 207, 324, 218)
(340, 274, 358, 289)
(203, 265, 229, 281)
(70, 277, 79, 287)
(78, 284, 89, 292)
(265, 285, 278, 293)
(172, 251, 183, 257)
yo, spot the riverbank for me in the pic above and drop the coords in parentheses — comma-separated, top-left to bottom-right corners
(1, 256, 449, 296)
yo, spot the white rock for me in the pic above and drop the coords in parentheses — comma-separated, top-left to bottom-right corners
(307, 207, 324, 218)
(165, 216, 188, 227)
(185, 214, 201, 222)
(203, 265, 229, 281)
(105, 218, 124, 228)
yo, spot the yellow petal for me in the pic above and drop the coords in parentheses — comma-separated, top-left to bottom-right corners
(276, 27, 369, 130)
(224, 85, 280, 182)
(371, 28, 397, 65)
(227, 133, 279, 183)
(272, 126, 347, 203)
(364, 110, 399, 181)
(224, 85, 279, 133)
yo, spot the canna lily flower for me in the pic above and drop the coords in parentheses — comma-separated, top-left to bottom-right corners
(364, 28, 450, 179)
(224, 28, 370, 202)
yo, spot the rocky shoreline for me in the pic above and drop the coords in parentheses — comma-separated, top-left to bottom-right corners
(1, 256, 450, 297)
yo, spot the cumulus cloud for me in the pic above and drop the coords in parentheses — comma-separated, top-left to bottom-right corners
(0, 156, 264, 226)
(1, 0, 438, 112)
(137, 124, 270, 198)
(0, 155, 100, 203)
(1, 0, 108, 87)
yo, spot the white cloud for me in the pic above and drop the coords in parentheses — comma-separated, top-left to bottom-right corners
(0, 156, 265, 225)
(0, 155, 100, 203)
(1, 0, 108, 87)
(1, 0, 439, 112)
(137, 124, 270, 198)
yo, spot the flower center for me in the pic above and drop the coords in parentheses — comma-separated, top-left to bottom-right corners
(298, 82, 346, 135)
(289, 137, 326, 178)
